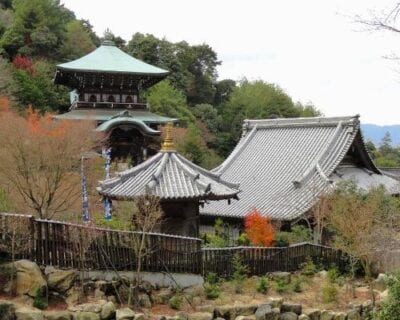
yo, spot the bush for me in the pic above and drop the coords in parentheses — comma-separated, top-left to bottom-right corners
(169, 294, 183, 310)
(33, 287, 48, 310)
(231, 253, 249, 293)
(275, 225, 312, 246)
(375, 273, 400, 320)
(327, 265, 340, 284)
(321, 281, 338, 303)
(204, 272, 220, 299)
(300, 256, 317, 276)
(257, 276, 269, 294)
(275, 277, 290, 294)
(292, 277, 303, 293)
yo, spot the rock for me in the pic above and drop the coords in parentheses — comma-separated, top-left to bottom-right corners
(10, 260, 47, 297)
(303, 309, 320, 320)
(100, 301, 116, 320)
(270, 272, 291, 284)
(0, 300, 16, 320)
(235, 316, 256, 320)
(47, 269, 77, 293)
(333, 313, 346, 320)
(116, 308, 136, 320)
(192, 296, 202, 306)
(267, 298, 284, 309)
(107, 295, 118, 304)
(378, 289, 389, 302)
(281, 304, 302, 315)
(361, 300, 373, 318)
(139, 293, 152, 308)
(298, 316, 310, 320)
(76, 312, 100, 320)
(236, 304, 260, 316)
(140, 281, 153, 294)
(346, 310, 361, 320)
(16, 307, 44, 320)
(348, 303, 362, 314)
(318, 271, 328, 279)
(320, 310, 334, 320)
(255, 304, 279, 320)
(151, 288, 174, 304)
(82, 303, 102, 313)
(94, 288, 106, 299)
(188, 312, 213, 320)
(65, 287, 80, 306)
(43, 311, 73, 320)
(196, 305, 214, 313)
(279, 312, 298, 320)
(215, 306, 237, 320)
(176, 312, 188, 320)
(373, 274, 388, 292)
(134, 314, 146, 320)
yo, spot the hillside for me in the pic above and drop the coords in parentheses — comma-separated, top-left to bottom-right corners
(361, 124, 400, 146)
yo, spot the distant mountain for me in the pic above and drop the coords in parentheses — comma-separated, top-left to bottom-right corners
(361, 124, 400, 146)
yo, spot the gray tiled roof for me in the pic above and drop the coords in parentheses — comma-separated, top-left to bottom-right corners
(97, 151, 239, 201)
(201, 116, 400, 221)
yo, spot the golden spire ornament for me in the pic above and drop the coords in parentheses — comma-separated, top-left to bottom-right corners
(161, 122, 176, 151)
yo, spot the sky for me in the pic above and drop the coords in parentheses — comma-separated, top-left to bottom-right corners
(61, 0, 400, 125)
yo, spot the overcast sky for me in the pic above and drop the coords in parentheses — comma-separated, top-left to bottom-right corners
(62, 0, 400, 125)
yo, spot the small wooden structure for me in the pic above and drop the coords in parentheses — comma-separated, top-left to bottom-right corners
(97, 125, 240, 237)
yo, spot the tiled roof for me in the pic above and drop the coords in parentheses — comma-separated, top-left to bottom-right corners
(57, 41, 169, 75)
(201, 116, 400, 221)
(97, 151, 239, 201)
(54, 109, 176, 124)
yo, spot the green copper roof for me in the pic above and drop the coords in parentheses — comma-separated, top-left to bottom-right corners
(54, 109, 177, 123)
(57, 41, 169, 75)
(96, 117, 160, 135)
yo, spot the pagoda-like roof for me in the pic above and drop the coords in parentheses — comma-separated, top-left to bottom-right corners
(201, 116, 400, 221)
(54, 109, 176, 124)
(97, 138, 240, 201)
(56, 41, 169, 76)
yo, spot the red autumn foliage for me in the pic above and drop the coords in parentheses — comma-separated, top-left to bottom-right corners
(244, 208, 275, 246)
(12, 54, 33, 72)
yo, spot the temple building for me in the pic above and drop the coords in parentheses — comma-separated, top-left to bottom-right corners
(54, 40, 175, 162)
(201, 115, 400, 229)
(97, 125, 239, 237)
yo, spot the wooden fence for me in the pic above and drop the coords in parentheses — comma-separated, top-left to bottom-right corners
(0, 213, 202, 274)
(202, 243, 348, 277)
(0, 213, 347, 277)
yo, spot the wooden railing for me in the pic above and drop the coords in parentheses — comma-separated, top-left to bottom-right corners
(202, 243, 348, 277)
(75, 101, 148, 110)
(0, 213, 202, 274)
(0, 213, 348, 277)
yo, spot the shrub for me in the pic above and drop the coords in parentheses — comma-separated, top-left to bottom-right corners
(375, 273, 400, 320)
(33, 287, 48, 310)
(169, 294, 183, 310)
(244, 209, 275, 246)
(321, 281, 338, 303)
(327, 265, 340, 284)
(300, 256, 317, 276)
(275, 225, 312, 246)
(257, 276, 269, 294)
(275, 277, 290, 294)
(231, 253, 249, 293)
(292, 277, 303, 293)
(204, 272, 220, 299)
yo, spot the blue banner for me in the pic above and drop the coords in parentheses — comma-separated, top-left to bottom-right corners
(102, 147, 112, 220)
(81, 156, 90, 223)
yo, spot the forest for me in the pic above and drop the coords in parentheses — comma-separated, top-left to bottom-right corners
(0, 0, 397, 169)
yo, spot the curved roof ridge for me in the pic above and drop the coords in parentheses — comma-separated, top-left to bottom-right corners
(245, 115, 359, 129)
(96, 117, 160, 136)
(147, 153, 170, 190)
(213, 125, 258, 175)
(57, 44, 169, 75)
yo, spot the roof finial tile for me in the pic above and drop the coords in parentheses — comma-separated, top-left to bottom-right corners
(161, 123, 175, 152)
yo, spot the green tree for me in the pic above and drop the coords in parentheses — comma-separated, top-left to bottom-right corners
(192, 103, 221, 133)
(0, 0, 75, 58)
(12, 60, 69, 112)
(101, 28, 125, 48)
(176, 124, 205, 165)
(59, 20, 95, 61)
(214, 79, 236, 106)
(146, 80, 195, 126)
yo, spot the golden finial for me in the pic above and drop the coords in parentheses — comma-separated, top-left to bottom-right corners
(161, 123, 175, 151)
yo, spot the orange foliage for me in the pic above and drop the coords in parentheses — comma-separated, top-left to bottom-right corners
(0, 96, 11, 112)
(244, 208, 275, 247)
